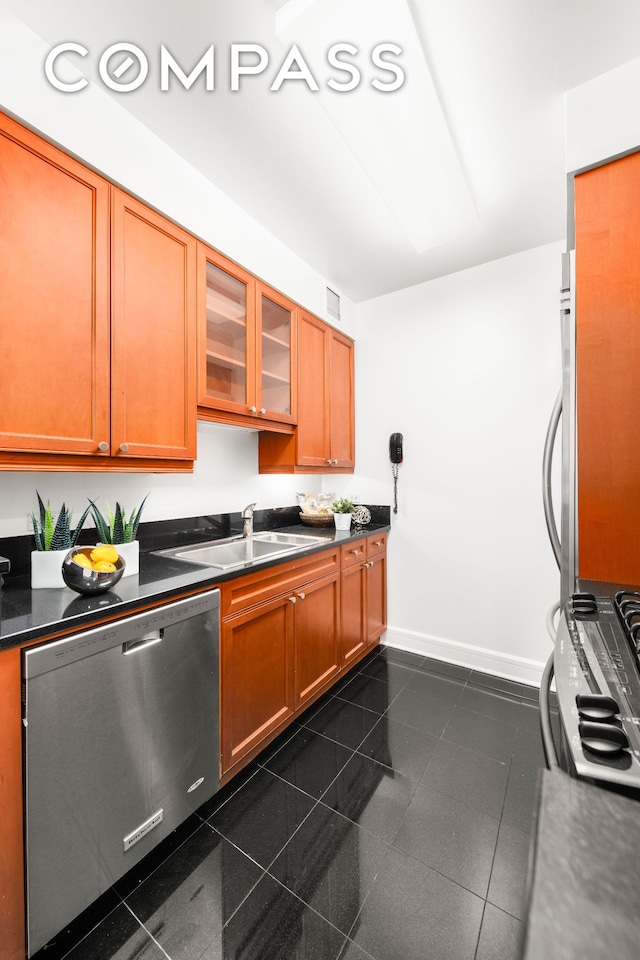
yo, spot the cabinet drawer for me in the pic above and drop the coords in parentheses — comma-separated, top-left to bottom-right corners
(366, 533, 387, 558)
(341, 540, 367, 569)
(221, 546, 340, 618)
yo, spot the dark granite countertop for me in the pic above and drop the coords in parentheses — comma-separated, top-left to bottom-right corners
(521, 768, 640, 960)
(0, 517, 390, 651)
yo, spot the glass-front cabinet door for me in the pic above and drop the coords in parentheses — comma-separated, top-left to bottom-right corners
(198, 247, 256, 416)
(198, 245, 296, 426)
(256, 283, 296, 424)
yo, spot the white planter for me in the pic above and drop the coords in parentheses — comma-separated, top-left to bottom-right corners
(31, 549, 69, 589)
(334, 513, 352, 531)
(115, 540, 139, 577)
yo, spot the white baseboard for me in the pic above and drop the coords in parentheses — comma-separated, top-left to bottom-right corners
(381, 626, 546, 691)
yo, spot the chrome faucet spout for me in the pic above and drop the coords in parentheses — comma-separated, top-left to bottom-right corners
(242, 502, 257, 537)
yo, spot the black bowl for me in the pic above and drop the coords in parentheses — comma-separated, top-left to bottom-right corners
(62, 547, 125, 595)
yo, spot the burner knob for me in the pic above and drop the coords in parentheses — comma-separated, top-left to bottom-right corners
(579, 721, 629, 757)
(572, 592, 598, 617)
(575, 694, 620, 721)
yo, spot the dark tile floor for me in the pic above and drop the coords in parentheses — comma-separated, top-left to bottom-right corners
(34, 646, 549, 960)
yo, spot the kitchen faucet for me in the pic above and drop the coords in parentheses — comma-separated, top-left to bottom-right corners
(242, 502, 257, 537)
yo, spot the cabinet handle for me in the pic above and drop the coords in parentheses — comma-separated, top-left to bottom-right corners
(297, 592, 306, 600)
(332, 459, 338, 465)
(350, 548, 360, 555)
(97, 441, 109, 453)
(249, 406, 257, 414)
(119, 443, 129, 453)
(373, 540, 382, 547)
(327, 459, 332, 465)
(259, 408, 266, 415)
(288, 596, 297, 604)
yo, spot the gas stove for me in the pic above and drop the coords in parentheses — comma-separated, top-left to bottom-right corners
(553, 591, 640, 794)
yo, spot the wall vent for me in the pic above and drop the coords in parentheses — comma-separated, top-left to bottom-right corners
(326, 287, 341, 323)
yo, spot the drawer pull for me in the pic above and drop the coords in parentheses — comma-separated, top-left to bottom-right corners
(373, 540, 382, 547)
(288, 596, 297, 604)
(297, 592, 306, 600)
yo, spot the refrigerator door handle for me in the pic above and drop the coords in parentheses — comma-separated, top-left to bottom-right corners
(543, 388, 562, 570)
(539, 650, 559, 769)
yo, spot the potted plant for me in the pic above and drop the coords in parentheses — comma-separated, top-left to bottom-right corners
(331, 497, 356, 531)
(30, 492, 92, 589)
(88, 495, 148, 577)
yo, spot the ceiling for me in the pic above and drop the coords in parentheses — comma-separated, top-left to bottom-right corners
(8, 0, 640, 301)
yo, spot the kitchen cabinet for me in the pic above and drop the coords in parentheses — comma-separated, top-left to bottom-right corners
(197, 243, 297, 432)
(340, 534, 387, 667)
(110, 189, 197, 461)
(258, 312, 355, 473)
(220, 591, 295, 777)
(0, 112, 111, 460)
(220, 551, 341, 778)
(220, 534, 385, 780)
(0, 112, 197, 470)
(574, 151, 640, 583)
(293, 570, 341, 709)
(0, 645, 25, 960)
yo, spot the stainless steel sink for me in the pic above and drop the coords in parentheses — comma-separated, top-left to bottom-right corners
(154, 531, 329, 571)
(252, 531, 329, 547)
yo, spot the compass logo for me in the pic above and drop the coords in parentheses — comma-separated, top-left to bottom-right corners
(44, 42, 405, 93)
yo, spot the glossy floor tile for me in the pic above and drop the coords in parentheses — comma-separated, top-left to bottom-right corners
(33, 647, 543, 960)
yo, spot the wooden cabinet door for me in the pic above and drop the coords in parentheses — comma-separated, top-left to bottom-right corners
(258, 312, 354, 474)
(197, 244, 257, 418)
(0, 646, 26, 960)
(256, 283, 296, 425)
(328, 329, 355, 469)
(295, 312, 330, 468)
(575, 152, 640, 583)
(221, 593, 295, 776)
(110, 188, 197, 460)
(293, 572, 341, 709)
(0, 112, 111, 456)
(365, 552, 387, 647)
(341, 560, 367, 667)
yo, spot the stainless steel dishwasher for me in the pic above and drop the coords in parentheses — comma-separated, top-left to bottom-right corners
(22, 588, 220, 957)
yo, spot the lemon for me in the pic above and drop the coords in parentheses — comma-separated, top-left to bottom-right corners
(92, 560, 117, 573)
(90, 544, 119, 564)
(73, 553, 93, 569)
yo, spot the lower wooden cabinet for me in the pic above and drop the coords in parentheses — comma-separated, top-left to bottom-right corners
(293, 571, 340, 710)
(220, 592, 295, 775)
(340, 533, 387, 666)
(220, 535, 387, 782)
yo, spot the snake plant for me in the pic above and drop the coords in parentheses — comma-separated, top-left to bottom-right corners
(31, 492, 92, 551)
(89, 494, 149, 545)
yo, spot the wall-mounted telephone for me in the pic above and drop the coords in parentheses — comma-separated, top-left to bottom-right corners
(389, 433, 403, 464)
(389, 433, 403, 514)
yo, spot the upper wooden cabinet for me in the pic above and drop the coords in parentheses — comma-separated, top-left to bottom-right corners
(0, 113, 111, 458)
(197, 244, 296, 432)
(258, 311, 355, 473)
(0, 113, 197, 470)
(110, 190, 197, 461)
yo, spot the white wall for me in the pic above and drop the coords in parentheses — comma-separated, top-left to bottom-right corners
(0, 423, 307, 538)
(567, 56, 640, 171)
(347, 242, 564, 685)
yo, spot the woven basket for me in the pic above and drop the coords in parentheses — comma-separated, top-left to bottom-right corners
(299, 512, 334, 527)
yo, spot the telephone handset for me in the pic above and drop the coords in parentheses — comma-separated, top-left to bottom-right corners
(389, 433, 403, 464)
(389, 433, 403, 514)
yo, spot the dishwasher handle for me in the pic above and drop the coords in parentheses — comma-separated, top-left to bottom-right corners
(122, 630, 164, 655)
